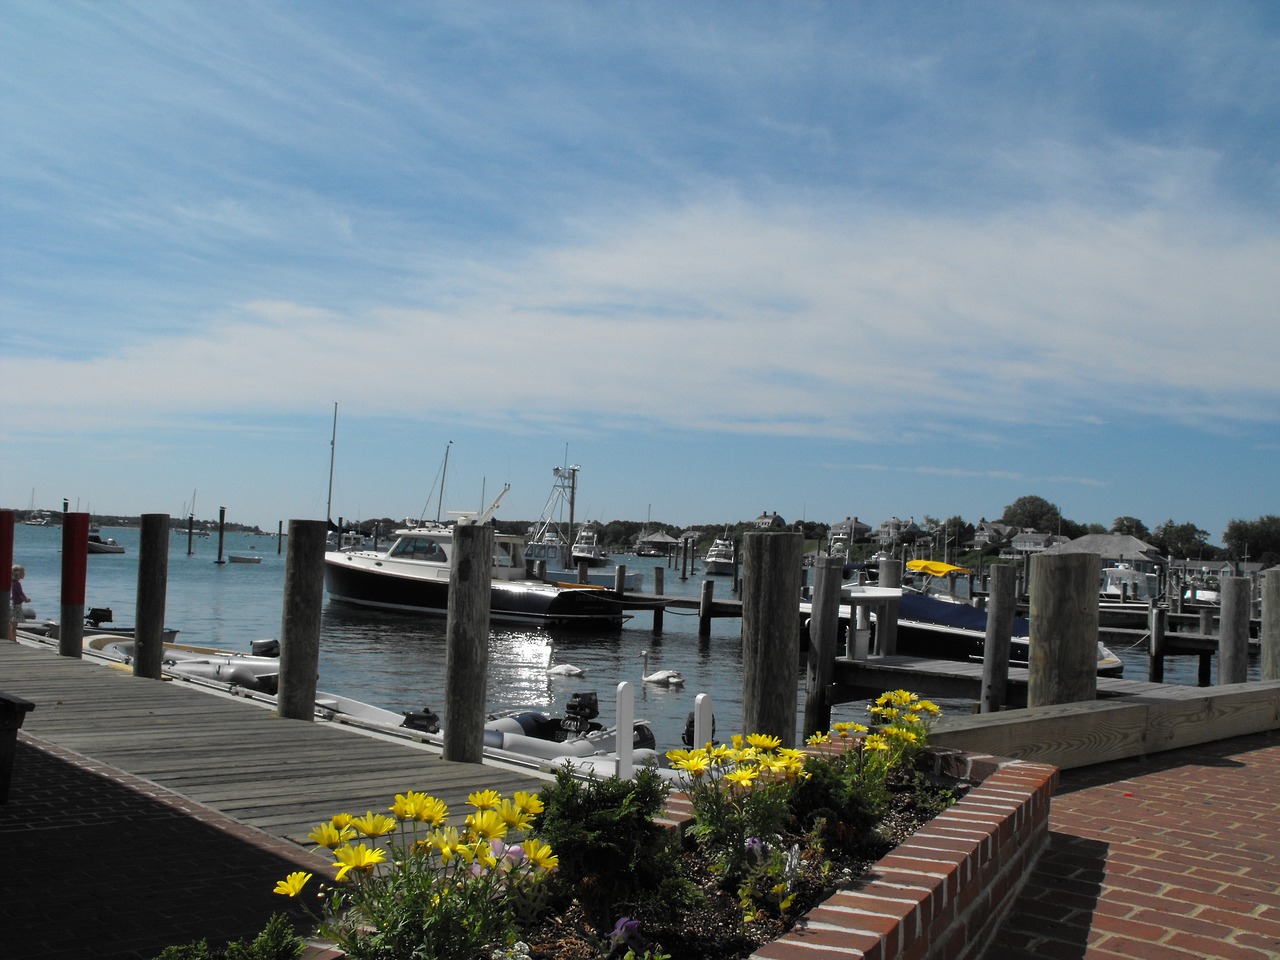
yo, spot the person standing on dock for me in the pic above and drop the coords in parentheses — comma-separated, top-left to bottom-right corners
(10, 564, 30, 641)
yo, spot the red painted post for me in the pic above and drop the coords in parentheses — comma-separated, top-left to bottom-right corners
(60, 513, 90, 657)
(1, 511, 13, 640)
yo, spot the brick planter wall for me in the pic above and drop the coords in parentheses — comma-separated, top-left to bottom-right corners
(664, 748, 1059, 960)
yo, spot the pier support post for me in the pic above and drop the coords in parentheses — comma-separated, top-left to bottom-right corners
(877, 559, 902, 655)
(614, 564, 628, 594)
(277, 520, 327, 721)
(803, 555, 843, 738)
(1218, 577, 1251, 685)
(1027, 553, 1098, 706)
(1262, 569, 1280, 682)
(215, 506, 226, 564)
(741, 531, 803, 747)
(980, 564, 1015, 713)
(1, 511, 12, 641)
(443, 522, 493, 763)
(59, 513, 89, 658)
(1148, 605, 1167, 684)
(698, 579, 714, 638)
(133, 514, 170, 680)
(652, 566, 664, 634)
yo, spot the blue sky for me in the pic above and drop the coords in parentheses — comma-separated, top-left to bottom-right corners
(2, 2, 1277, 542)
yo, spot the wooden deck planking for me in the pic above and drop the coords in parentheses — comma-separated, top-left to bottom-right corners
(4, 640, 547, 845)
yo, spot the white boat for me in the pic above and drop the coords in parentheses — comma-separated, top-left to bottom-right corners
(1099, 565, 1159, 604)
(86, 636, 281, 693)
(227, 554, 262, 564)
(87, 527, 126, 554)
(324, 486, 629, 628)
(30, 607, 180, 645)
(703, 532, 735, 576)
(305, 689, 664, 773)
(571, 523, 608, 568)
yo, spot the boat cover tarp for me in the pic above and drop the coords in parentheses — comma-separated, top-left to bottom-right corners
(905, 560, 973, 577)
(899, 592, 1030, 637)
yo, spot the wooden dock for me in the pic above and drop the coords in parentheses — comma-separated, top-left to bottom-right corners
(3, 638, 545, 846)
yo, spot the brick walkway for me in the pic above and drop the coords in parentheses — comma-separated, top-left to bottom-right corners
(986, 729, 1280, 960)
(1, 734, 334, 960)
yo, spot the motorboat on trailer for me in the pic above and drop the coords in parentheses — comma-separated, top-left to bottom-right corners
(323, 486, 629, 628)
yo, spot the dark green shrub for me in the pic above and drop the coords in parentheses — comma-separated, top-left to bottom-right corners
(533, 765, 697, 927)
(154, 914, 302, 960)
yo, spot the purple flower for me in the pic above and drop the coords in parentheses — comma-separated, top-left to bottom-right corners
(609, 916, 645, 954)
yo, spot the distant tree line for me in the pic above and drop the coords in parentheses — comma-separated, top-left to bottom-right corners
(29, 498, 1273, 566)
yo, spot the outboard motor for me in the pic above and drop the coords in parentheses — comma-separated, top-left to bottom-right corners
(560, 691, 600, 737)
(681, 710, 716, 748)
(401, 706, 441, 734)
(250, 638, 280, 658)
(87, 607, 114, 628)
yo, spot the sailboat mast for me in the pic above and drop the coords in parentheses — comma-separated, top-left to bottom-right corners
(437, 441, 451, 523)
(327, 402, 338, 527)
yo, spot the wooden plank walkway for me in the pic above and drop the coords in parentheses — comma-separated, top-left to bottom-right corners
(3, 639, 545, 845)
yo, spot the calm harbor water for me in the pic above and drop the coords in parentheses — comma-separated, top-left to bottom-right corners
(8, 523, 1260, 751)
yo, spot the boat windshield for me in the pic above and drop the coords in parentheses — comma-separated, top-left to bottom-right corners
(389, 536, 448, 562)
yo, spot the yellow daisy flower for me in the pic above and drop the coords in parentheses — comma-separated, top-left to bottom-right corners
(273, 871, 311, 897)
(523, 838, 559, 871)
(351, 811, 398, 838)
(308, 820, 354, 850)
(333, 842, 386, 881)
(466, 808, 508, 841)
(467, 789, 502, 810)
(512, 791, 544, 816)
(746, 732, 782, 751)
(495, 798, 533, 831)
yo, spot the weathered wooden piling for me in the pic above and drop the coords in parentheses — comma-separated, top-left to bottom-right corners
(1263, 569, 1280, 682)
(803, 555, 844, 737)
(614, 564, 628, 594)
(59, 513, 89, 658)
(1027, 552, 1099, 706)
(133, 514, 170, 680)
(876, 559, 902, 654)
(215, 506, 226, 564)
(980, 564, 1015, 713)
(698, 579, 715, 638)
(276, 520, 327, 721)
(1218, 576, 1251, 685)
(652, 566, 664, 633)
(1148, 604, 1167, 684)
(741, 531, 803, 746)
(443, 522, 493, 763)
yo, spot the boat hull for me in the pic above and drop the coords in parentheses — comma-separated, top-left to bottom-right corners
(324, 553, 627, 627)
